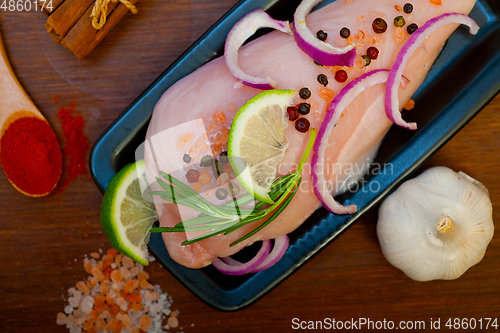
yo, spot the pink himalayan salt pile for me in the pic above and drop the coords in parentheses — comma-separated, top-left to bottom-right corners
(56, 248, 180, 333)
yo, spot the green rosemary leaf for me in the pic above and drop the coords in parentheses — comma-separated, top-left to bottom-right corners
(181, 224, 235, 246)
(230, 177, 302, 247)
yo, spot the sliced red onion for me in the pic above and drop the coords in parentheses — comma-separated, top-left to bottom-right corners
(224, 9, 292, 90)
(312, 69, 391, 215)
(212, 239, 271, 275)
(385, 13, 479, 130)
(293, 0, 356, 67)
(221, 235, 289, 273)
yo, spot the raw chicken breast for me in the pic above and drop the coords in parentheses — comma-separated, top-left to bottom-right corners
(144, 0, 476, 268)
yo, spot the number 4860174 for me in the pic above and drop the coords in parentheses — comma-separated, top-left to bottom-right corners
(0, 0, 53, 11)
(445, 318, 498, 330)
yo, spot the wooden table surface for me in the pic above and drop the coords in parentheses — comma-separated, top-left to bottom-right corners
(1, 1, 499, 332)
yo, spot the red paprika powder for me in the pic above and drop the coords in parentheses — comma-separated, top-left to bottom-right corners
(0, 116, 62, 196)
(57, 103, 90, 190)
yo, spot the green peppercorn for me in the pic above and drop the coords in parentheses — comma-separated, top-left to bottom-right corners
(372, 18, 388, 34)
(403, 3, 413, 14)
(183, 154, 191, 163)
(362, 55, 371, 66)
(394, 16, 406, 27)
(200, 155, 214, 167)
(407, 23, 418, 35)
(340, 27, 351, 39)
(227, 183, 240, 196)
(299, 87, 311, 99)
(316, 30, 328, 41)
(317, 74, 328, 87)
(298, 103, 311, 115)
(212, 159, 223, 177)
(215, 188, 228, 200)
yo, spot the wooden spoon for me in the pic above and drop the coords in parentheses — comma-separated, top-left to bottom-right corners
(0, 30, 62, 197)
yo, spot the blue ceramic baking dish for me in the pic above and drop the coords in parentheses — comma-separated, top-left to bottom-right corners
(90, 0, 500, 311)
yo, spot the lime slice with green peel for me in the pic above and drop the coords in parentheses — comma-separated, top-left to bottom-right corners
(228, 89, 295, 204)
(100, 160, 157, 266)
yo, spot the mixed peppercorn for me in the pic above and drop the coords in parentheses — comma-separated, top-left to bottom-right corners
(182, 150, 240, 200)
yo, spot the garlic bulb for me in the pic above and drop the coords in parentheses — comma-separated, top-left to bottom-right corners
(377, 166, 494, 281)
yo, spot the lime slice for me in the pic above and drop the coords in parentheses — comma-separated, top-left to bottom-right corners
(228, 89, 295, 204)
(100, 160, 157, 266)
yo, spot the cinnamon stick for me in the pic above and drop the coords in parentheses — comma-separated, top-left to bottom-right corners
(61, 0, 139, 60)
(38, 0, 65, 15)
(46, 0, 95, 40)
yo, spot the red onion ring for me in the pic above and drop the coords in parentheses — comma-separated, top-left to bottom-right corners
(385, 13, 479, 130)
(224, 9, 292, 90)
(212, 239, 271, 275)
(293, 0, 356, 67)
(312, 69, 391, 215)
(221, 235, 289, 273)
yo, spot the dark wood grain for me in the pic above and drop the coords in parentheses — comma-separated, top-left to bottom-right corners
(0, 1, 499, 332)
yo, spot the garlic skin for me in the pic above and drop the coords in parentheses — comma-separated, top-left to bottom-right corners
(377, 166, 494, 282)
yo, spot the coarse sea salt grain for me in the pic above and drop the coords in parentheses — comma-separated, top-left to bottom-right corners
(56, 248, 181, 333)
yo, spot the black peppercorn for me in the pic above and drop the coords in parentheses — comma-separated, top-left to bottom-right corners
(372, 18, 388, 34)
(287, 106, 299, 121)
(215, 188, 228, 200)
(362, 55, 371, 66)
(403, 3, 413, 14)
(299, 87, 311, 100)
(394, 16, 406, 27)
(317, 74, 328, 87)
(219, 151, 229, 163)
(298, 103, 311, 115)
(183, 154, 191, 163)
(200, 155, 214, 167)
(316, 30, 328, 41)
(295, 118, 310, 133)
(340, 27, 351, 39)
(407, 23, 418, 35)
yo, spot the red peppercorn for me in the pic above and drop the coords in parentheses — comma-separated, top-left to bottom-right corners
(366, 46, 379, 60)
(334, 70, 348, 83)
(186, 169, 200, 183)
(295, 118, 310, 133)
(287, 106, 299, 121)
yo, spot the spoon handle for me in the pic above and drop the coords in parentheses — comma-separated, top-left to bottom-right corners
(0, 30, 44, 136)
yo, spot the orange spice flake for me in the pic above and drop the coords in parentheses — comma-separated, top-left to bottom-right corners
(393, 27, 404, 44)
(207, 123, 216, 133)
(198, 172, 211, 185)
(344, 0, 352, 2)
(358, 15, 366, 22)
(319, 88, 335, 101)
(213, 110, 227, 124)
(395, 5, 402, 11)
(192, 182, 203, 193)
(176, 133, 194, 148)
(430, 0, 442, 5)
(403, 98, 415, 110)
(211, 144, 223, 156)
(227, 103, 237, 112)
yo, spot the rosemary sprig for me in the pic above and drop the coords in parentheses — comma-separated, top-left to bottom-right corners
(149, 128, 317, 246)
